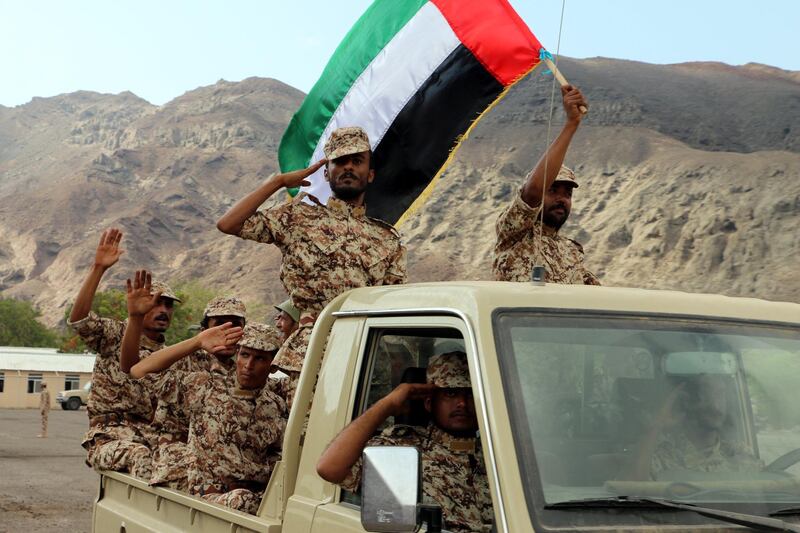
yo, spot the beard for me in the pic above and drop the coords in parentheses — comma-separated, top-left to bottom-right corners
(542, 204, 570, 231)
(330, 171, 368, 200)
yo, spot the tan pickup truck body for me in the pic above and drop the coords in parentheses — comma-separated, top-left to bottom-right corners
(92, 282, 800, 532)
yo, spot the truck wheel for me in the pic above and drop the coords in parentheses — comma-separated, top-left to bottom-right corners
(61, 403, 69, 410)
(66, 397, 81, 410)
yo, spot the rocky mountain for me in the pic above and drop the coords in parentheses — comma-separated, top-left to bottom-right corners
(0, 58, 798, 327)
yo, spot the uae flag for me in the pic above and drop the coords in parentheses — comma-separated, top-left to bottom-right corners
(279, 0, 544, 225)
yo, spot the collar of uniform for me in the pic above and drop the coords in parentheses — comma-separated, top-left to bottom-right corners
(427, 423, 477, 454)
(231, 376, 263, 399)
(326, 196, 366, 218)
(139, 333, 165, 351)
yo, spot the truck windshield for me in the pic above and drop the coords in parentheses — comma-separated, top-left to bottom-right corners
(494, 310, 800, 526)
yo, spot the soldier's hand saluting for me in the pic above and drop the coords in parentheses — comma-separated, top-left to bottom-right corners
(217, 159, 327, 236)
(278, 158, 328, 189)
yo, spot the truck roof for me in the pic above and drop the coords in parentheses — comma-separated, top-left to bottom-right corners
(336, 282, 800, 326)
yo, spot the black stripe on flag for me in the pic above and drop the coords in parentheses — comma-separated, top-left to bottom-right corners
(366, 44, 504, 224)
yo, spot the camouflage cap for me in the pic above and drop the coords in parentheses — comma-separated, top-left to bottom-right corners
(323, 126, 371, 161)
(274, 299, 300, 323)
(150, 280, 181, 303)
(553, 165, 579, 188)
(204, 296, 246, 319)
(239, 323, 282, 352)
(426, 351, 471, 389)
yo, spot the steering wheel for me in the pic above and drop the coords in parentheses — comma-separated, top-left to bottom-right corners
(765, 448, 800, 473)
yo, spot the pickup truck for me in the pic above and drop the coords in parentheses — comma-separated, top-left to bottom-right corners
(57, 380, 91, 410)
(92, 282, 800, 532)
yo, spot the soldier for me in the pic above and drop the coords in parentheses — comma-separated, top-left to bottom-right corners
(130, 321, 285, 515)
(274, 299, 299, 343)
(38, 383, 50, 438)
(68, 229, 180, 479)
(217, 126, 407, 406)
(316, 352, 492, 533)
(121, 284, 248, 489)
(493, 85, 600, 285)
(626, 375, 763, 481)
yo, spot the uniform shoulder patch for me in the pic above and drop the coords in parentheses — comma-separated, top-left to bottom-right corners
(366, 216, 401, 238)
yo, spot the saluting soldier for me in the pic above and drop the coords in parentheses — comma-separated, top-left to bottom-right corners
(68, 229, 180, 479)
(121, 288, 247, 490)
(317, 352, 493, 533)
(130, 317, 285, 515)
(217, 127, 407, 407)
(493, 85, 600, 285)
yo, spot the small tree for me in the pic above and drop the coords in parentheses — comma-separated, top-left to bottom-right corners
(0, 299, 59, 347)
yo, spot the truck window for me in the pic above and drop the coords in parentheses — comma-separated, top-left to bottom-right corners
(494, 310, 800, 529)
(342, 326, 466, 506)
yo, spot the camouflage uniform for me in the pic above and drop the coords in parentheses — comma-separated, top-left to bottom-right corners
(39, 386, 50, 437)
(149, 296, 246, 489)
(341, 352, 493, 533)
(493, 166, 600, 285)
(651, 432, 764, 479)
(69, 281, 180, 480)
(236, 127, 407, 392)
(160, 324, 286, 515)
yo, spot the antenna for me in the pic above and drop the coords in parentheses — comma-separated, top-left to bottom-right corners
(532, 0, 568, 285)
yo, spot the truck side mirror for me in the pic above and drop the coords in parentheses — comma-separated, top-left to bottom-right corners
(361, 446, 432, 532)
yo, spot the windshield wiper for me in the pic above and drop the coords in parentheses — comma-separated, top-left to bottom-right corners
(547, 496, 800, 532)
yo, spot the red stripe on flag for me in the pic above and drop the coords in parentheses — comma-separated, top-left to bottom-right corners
(431, 0, 542, 86)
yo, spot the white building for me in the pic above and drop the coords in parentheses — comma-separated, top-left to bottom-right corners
(0, 346, 95, 408)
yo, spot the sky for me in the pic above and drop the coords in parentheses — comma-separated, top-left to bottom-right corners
(0, 0, 797, 107)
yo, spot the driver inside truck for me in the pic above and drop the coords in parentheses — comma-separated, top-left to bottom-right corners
(625, 374, 763, 480)
(316, 351, 493, 533)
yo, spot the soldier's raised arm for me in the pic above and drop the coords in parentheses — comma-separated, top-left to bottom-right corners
(521, 85, 587, 208)
(69, 228, 124, 323)
(216, 159, 327, 236)
(120, 270, 161, 373)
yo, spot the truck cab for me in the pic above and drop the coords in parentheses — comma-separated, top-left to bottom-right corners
(92, 282, 800, 532)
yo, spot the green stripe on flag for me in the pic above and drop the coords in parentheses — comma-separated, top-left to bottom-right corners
(279, 0, 429, 172)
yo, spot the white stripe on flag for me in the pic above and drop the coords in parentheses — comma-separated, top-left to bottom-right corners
(302, 2, 460, 205)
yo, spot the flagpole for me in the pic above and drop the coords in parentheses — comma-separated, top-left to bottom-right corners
(543, 58, 588, 114)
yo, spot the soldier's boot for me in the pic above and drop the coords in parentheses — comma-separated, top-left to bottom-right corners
(202, 489, 261, 515)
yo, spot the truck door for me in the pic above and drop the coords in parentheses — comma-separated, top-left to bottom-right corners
(293, 315, 487, 533)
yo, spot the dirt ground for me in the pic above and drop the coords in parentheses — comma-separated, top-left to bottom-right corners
(0, 408, 97, 533)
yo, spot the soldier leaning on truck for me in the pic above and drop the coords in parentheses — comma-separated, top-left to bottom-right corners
(127, 287, 286, 516)
(493, 85, 600, 285)
(68, 229, 180, 480)
(120, 290, 248, 490)
(317, 352, 493, 533)
(217, 126, 407, 407)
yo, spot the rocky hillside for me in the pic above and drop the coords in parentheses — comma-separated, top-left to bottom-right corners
(0, 58, 798, 326)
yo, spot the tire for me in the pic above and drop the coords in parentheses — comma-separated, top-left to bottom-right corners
(66, 397, 82, 410)
(60, 403, 69, 410)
